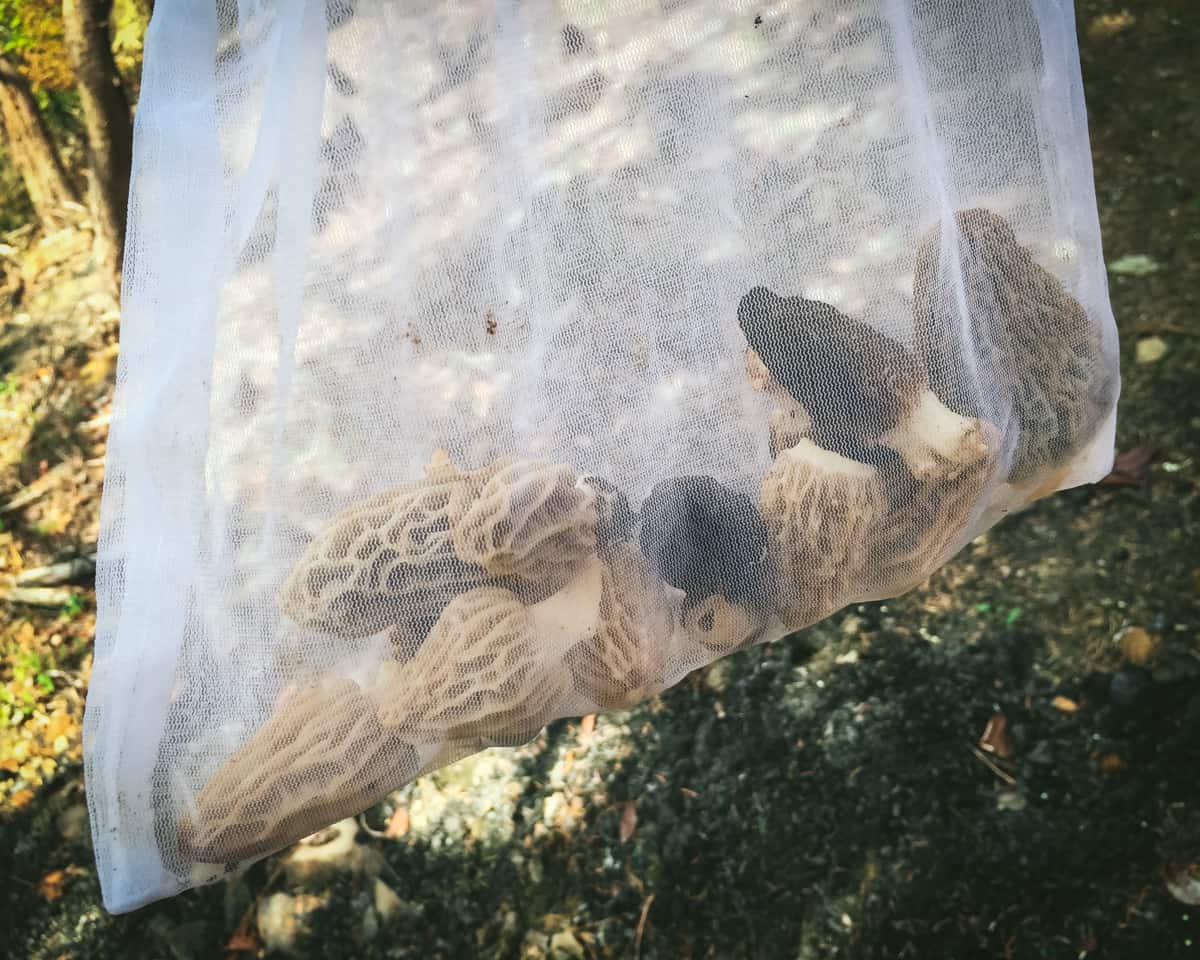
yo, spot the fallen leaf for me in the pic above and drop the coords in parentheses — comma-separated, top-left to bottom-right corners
(10, 788, 35, 809)
(39, 869, 66, 901)
(1051, 695, 1079, 713)
(1118, 626, 1159, 665)
(1135, 336, 1168, 365)
(385, 806, 409, 839)
(225, 932, 259, 954)
(619, 802, 637, 844)
(1108, 254, 1160, 276)
(1099, 753, 1125, 773)
(979, 712, 1014, 759)
(579, 714, 596, 741)
(1100, 446, 1158, 487)
(1088, 11, 1136, 38)
(80, 344, 120, 384)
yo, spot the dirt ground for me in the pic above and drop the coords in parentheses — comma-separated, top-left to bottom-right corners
(1, 2, 1198, 957)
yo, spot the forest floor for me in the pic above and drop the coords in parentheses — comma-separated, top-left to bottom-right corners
(1, 2, 1198, 958)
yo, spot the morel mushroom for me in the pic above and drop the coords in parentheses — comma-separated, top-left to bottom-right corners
(913, 207, 1117, 485)
(277, 456, 501, 639)
(638, 475, 775, 616)
(862, 431, 1000, 597)
(737, 286, 991, 477)
(449, 459, 598, 592)
(760, 439, 888, 629)
(279, 454, 598, 642)
(179, 679, 419, 864)
(580, 475, 636, 549)
(374, 560, 602, 745)
(565, 542, 676, 709)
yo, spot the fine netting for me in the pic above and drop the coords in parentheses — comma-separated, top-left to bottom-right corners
(85, 0, 1120, 911)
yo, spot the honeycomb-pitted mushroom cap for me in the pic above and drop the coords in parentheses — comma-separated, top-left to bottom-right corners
(565, 542, 678, 710)
(277, 456, 507, 639)
(760, 439, 887, 629)
(581, 475, 636, 549)
(178, 679, 419, 864)
(862, 423, 1002, 598)
(374, 578, 588, 745)
(449, 459, 598, 591)
(913, 207, 1117, 483)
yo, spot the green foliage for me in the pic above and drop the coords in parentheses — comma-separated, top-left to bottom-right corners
(1, 649, 53, 725)
(0, 0, 72, 91)
(974, 600, 1022, 626)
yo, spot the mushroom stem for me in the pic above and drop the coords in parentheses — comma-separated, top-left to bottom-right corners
(526, 558, 604, 661)
(880, 389, 991, 477)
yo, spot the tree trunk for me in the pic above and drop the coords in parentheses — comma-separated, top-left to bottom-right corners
(62, 0, 133, 285)
(0, 59, 79, 228)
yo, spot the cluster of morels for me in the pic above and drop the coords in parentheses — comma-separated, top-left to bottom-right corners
(178, 208, 1116, 866)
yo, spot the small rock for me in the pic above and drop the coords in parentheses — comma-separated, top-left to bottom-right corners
(257, 893, 302, 954)
(1166, 864, 1200, 906)
(1136, 336, 1168, 364)
(373, 878, 404, 922)
(996, 789, 1027, 812)
(1028, 741, 1056, 767)
(522, 930, 551, 958)
(1110, 668, 1152, 707)
(549, 930, 586, 959)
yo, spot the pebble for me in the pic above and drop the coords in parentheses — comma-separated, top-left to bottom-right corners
(1166, 864, 1200, 906)
(549, 930, 586, 959)
(373, 878, 405, 923)
(996, 790, 1027, 812)
(1110, 668, 1152, 707)
(256, 893, 303, 954)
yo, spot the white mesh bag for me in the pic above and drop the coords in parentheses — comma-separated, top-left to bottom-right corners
(86, 0, 1120, 910)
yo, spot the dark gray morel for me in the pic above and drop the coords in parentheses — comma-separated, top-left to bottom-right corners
(638, 475, 774, 652)
(737, 286, 992, 478)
